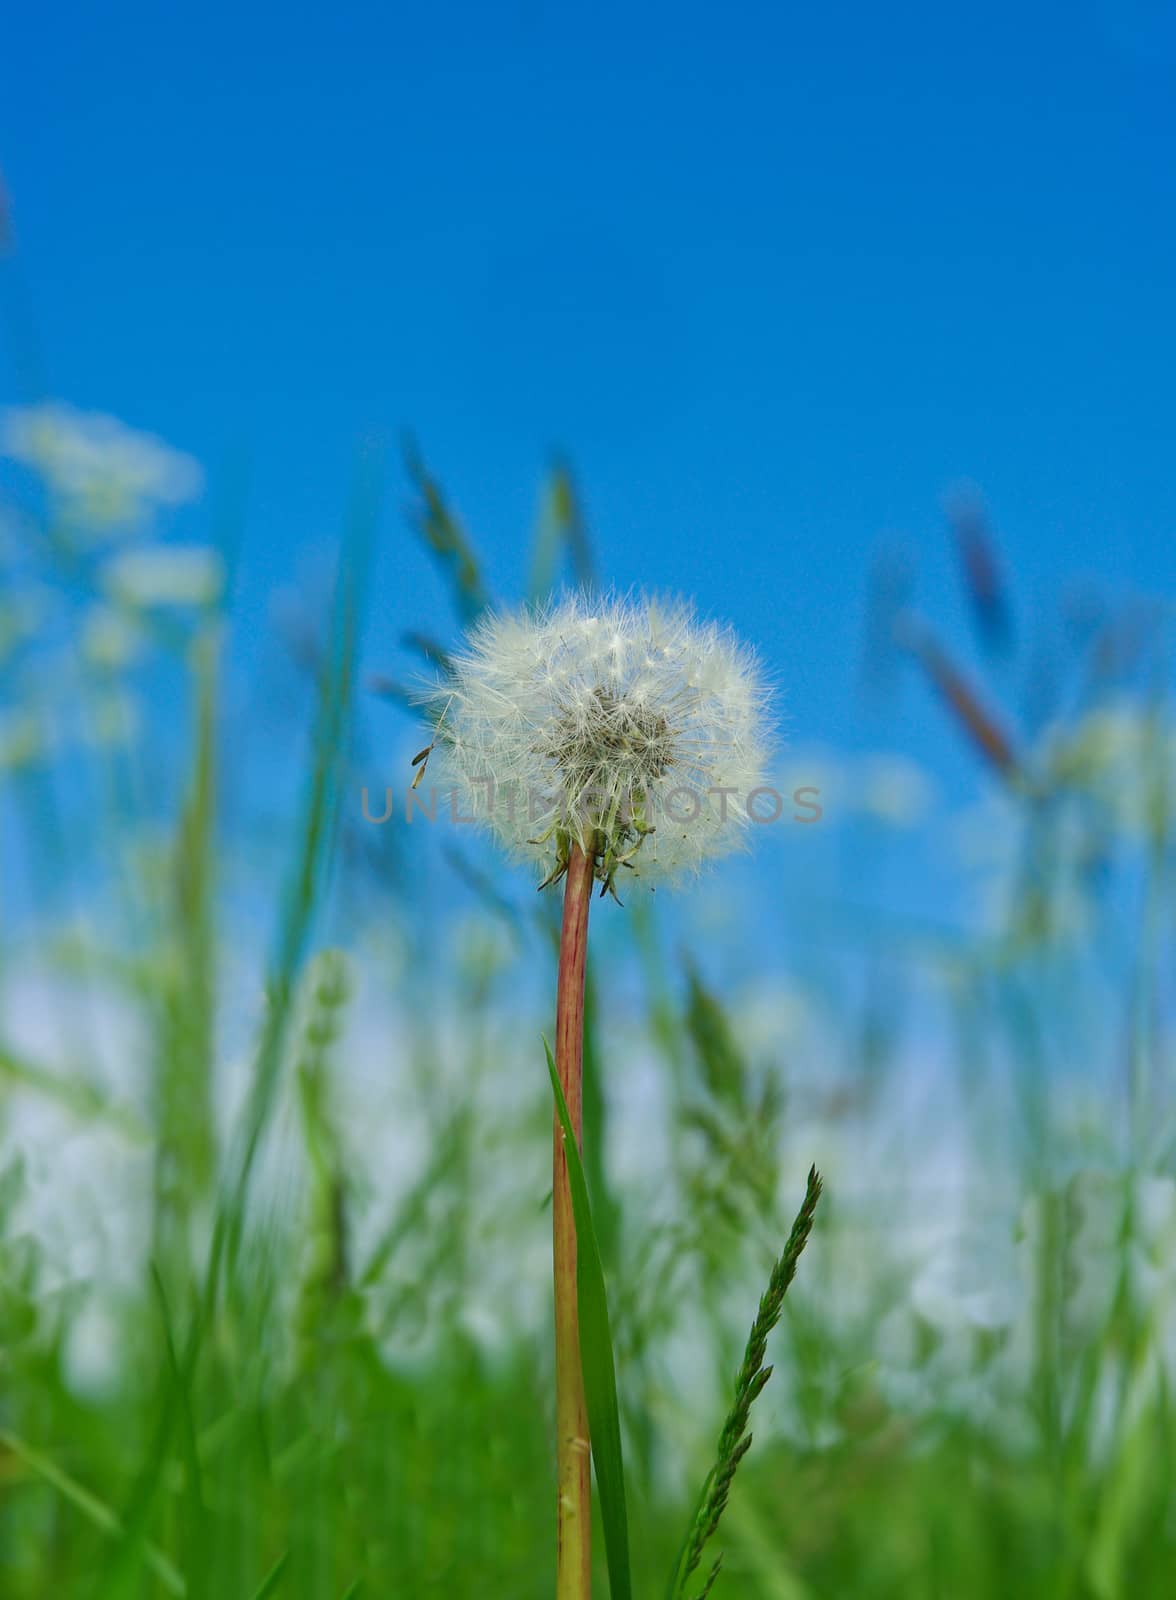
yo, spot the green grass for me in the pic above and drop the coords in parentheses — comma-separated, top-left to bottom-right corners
(3, 435, 1176, 1598)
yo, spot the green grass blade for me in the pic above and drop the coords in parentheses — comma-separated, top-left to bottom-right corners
(580, 962, 620, 1263)
(0, 1044, 149, 1140)
(0, 1429, 186, 1596)
(543, 1038, 631, 1600)
(207, 444, 382, 1308)
(247, 1551, 290, 1600)
(151, 1266, 209, 1600)
(155, 625, 220, 1243)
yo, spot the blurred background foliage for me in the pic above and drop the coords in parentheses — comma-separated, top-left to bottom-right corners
(1, 387, 1175, 1600)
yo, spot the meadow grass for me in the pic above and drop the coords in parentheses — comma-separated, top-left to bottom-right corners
(2, 432, 1175, 1598)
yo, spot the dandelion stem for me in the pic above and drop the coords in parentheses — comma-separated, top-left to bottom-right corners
(554, 841, 595, 1600)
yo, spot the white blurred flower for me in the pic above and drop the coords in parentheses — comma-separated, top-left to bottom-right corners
(1045, 701, 1176, 842)
(856, 752, 936, 828)
(910, 1240, 1018, 1333)
(101, 546, 224, 610)
(1048, 704, 1148, 779)
(775, 747, 841, 807)
(949, 790, 1098, 941)
(2, 402, 203, 535)
(83, 690, 142, 749)
(735, 982, 815, 1055)
(1134, 1174, 1176, 1255)
(427, 592, 773, 890)
(64, 1298, 124, 1398)
(80, 605, 145, 672)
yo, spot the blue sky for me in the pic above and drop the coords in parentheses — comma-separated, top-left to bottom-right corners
(3, 0, 1175, 810)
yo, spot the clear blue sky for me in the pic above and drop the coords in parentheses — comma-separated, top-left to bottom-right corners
(3, 0, 1175, 786)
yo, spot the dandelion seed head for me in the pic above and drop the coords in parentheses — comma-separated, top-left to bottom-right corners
(425, 592, 775, 890)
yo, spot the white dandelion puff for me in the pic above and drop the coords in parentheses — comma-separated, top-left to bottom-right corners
(423, 592, 774, 894)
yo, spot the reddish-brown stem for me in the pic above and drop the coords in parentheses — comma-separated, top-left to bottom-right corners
(553, 842, 594, 1600)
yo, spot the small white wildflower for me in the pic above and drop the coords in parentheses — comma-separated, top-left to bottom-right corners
(83, 689, 142, 750)
(80, 605, 146, 672)
(1045, 701, 1176, 843)
(426, 593, 773, 893)
(856, 752, 936, 828)
(2, 402, 203, 536)
(101, 545, 225, 610)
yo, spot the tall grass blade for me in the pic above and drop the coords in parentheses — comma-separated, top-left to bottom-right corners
(151, 1266, 208, 1599)
(0, 1429, 186, 1596)
(0, 1044, 148, 1139)
(210, 443, 382, 1302)
(153, 627, 219, 1278)
(543, 1038, 632, 1600)
(247, 1551, 290, 1600)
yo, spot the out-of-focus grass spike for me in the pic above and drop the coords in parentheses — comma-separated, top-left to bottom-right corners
(684, 963, 748, 1110)
(897, 611, 1020, 779)
(946, 487, 1014, 656)
(858, 541, 916, 708)
(294, 949, 355, 1347)
(1088, 596, 1163, 687)
(529, 455, 595, 599)
(402, 433, 487, 621)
